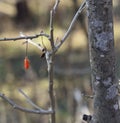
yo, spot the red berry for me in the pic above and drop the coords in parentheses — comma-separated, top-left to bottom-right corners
(24, 57, 30, 70)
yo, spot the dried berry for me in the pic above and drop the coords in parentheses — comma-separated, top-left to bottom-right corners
(24, 57, 30, 70)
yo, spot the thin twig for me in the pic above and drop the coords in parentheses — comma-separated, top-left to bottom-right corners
(18, 89, 47, 111)
(49, 10, 55, 50)
(49, 0, 60, 51)
(53, 0, 60, 13)
(27, 38, 45, 52)
(0, 32, 49, 41)
(54, 0, 86, 52)
(0, 93, 53, 114)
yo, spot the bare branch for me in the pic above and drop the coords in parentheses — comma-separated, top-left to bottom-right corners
(49, 0, 60, 51)
(20, 33, 45, 52)
(54, 0, 86, 52)
(0, 1, 86, 123)
(49, 10, 55, 50)
(18, 89, 47, 111)
(46, 52, 56, 123)
(0, 32, 50, 42)
(46, 2, 61, 123)
(0, 93, 53, 114)
(53, 0, 60, 13)
(49, 0, 61, 52)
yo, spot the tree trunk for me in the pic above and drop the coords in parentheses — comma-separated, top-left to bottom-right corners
(15, 0, 31, 21)
(86, 0, 120, 123)
(14, 0, 35, 28)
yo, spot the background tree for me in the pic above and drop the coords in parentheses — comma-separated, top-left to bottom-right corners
(86, 0, 120, 123)
(15, 0, 31, 22)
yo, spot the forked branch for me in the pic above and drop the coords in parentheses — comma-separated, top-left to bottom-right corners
(54, 0, 86, 52)
(0, 0, 86, 123)
(0, 31, 49, 41)
(0, 93, 53, 114)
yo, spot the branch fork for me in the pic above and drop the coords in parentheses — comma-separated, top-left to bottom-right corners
(0, 0, 86, 123)
(0, 91, 53, 114)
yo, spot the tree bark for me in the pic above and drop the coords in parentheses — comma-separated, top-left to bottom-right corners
(86, 0, 120, 123)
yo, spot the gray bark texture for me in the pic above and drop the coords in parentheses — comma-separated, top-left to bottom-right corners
(86, 0, 120, 123)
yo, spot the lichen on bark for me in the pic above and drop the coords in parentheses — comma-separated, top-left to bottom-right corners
(86, 0, 120, 122)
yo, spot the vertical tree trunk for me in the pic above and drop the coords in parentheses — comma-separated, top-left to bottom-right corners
(86, 0, 120, 123)
(15, 0, 31, 21)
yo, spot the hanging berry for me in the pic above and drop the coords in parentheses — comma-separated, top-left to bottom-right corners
(24, 40, 30, 70)
(24, 57, 30, 70)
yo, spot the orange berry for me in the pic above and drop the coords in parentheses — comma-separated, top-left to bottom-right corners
(24, 57, 30, 70)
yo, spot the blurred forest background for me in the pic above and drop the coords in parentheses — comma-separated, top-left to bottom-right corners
(0, 0, 120, 123)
